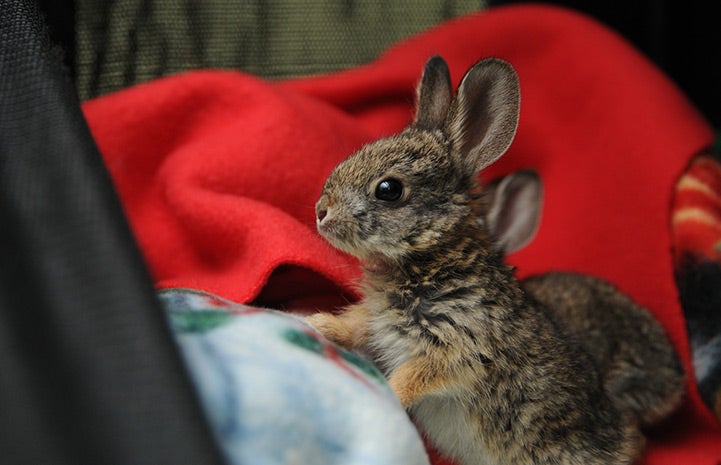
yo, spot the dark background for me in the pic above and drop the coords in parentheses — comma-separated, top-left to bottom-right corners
(491, 0, 720, 128)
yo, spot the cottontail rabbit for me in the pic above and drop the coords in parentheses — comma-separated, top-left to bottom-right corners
(306, 56, 684, 465)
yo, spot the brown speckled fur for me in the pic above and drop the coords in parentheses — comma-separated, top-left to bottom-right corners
(306, 56, 683, 465)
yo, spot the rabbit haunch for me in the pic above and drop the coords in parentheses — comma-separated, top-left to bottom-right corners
(307, 56, 683, 465)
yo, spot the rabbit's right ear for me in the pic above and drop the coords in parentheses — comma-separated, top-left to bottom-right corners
(413, 56, 453, 130)
(446, 58, 520, 176)
(485, 169, 542, 254)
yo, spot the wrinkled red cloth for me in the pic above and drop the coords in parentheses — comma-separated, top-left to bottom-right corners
(82, 4, 721, 464)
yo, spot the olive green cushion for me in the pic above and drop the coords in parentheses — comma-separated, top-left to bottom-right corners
(76, 0, 483, 100)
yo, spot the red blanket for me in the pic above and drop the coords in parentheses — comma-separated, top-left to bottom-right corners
(82, 4, 721, 464)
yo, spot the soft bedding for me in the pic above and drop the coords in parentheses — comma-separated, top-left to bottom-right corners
(160, 288, 430, 465)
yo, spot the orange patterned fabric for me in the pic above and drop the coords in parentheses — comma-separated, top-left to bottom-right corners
(672, 151, 721, 423)
(673, 154, 721, 263)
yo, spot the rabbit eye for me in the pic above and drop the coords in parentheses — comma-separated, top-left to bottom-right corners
(374, 178, 404, 202)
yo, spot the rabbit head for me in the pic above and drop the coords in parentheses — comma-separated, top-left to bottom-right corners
(315, 56, 520, 262)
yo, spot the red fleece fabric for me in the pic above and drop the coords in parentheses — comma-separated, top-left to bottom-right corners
(82, 4, 721, 464)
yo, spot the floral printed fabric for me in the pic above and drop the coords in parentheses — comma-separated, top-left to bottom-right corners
(159, 288, 429, 465)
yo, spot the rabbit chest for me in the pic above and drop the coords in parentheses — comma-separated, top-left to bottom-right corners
(362, 276, 500, 378)
(360, 275, 529, 465)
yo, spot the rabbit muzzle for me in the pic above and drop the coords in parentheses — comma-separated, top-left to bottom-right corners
(315, 194, 341, 243)
(315, 195, 330, 225)
(315, 193, 367, 258)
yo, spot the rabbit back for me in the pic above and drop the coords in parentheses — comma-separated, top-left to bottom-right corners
(523, 272, 685, 426)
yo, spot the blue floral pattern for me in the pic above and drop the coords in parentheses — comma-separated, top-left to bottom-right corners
(159, 288, 429, 465)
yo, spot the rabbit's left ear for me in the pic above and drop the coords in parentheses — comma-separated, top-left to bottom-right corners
(413, 56, 453, 130)
(485, 169, 542, 254)
(446, 58, 520, 176)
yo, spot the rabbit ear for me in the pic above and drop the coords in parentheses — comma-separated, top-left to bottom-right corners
(486, 169, 542, 254)
(446, 58, 520, 175)
(413, 56, 453, 130)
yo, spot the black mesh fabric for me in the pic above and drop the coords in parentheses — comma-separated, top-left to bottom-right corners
(0, 1, 225, 464)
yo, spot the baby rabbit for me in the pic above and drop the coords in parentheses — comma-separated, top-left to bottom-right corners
(307, 56, 684, 465)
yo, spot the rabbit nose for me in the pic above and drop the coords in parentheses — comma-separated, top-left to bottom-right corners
(316, 197, 329, 223)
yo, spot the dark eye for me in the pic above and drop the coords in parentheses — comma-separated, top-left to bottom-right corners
(374, 178, 404, 202)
